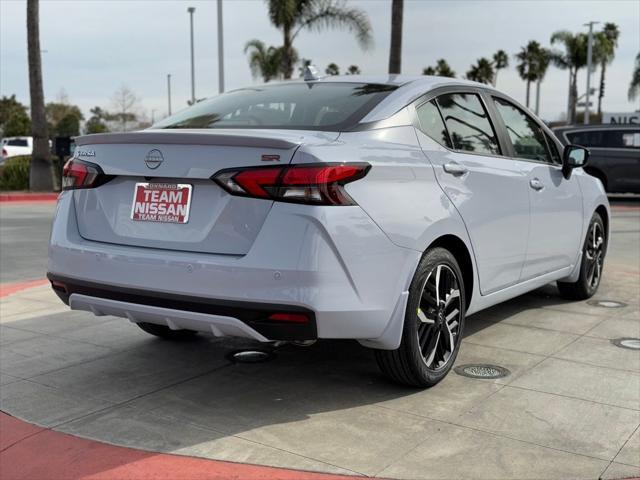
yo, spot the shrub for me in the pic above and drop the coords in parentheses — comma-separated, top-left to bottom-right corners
(0, 156, 31, 191)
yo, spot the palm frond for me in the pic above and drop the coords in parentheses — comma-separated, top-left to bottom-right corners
(293, 0, 373, 49)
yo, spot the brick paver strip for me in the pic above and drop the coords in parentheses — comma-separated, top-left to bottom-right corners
(0, 413, 366, 480)
(0, 279, 49, 298)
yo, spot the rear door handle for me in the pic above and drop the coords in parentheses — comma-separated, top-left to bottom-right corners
(530, 178, 544, 191)
(443, 162, 468, 176)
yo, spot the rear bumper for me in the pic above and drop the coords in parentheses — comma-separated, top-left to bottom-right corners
(49, 274, 316, 341)
(48, 191, 420, 348)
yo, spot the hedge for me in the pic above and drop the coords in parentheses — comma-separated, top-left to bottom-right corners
(0, 156, 31, 191)
(0, 156, 67, 191)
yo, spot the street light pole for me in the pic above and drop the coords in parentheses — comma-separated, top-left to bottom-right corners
(167, 74, 172, 116)
(188, 6, 196, 104)
(584, 21, 599, 125)
(217, 0, 225, 94)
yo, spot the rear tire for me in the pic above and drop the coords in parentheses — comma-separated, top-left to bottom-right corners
(557, 212, 606, 300)
(375, 247, 466, 388)
(137, 322, 199, 340)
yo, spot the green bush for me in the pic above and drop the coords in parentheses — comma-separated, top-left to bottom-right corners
(0, 156, 31, 191)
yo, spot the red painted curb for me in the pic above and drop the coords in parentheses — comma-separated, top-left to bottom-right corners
(0, 413, 363, 480)
(0, 279, 49, 298)
(0, 192, 59, 203)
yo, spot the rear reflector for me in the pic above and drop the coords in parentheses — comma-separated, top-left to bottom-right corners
(213, 163, 370, 206)
(267, 313, 310, 324)
(62, 159, 111, 190)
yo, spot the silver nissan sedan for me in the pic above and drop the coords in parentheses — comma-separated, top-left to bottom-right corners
(48, 75, 609, 387)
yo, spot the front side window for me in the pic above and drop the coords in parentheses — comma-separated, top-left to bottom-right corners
(545, 133, 562, 164)
(493, 97, 551, 163)
(416, 100, 452, 148)
(436, 93, 500, 155)
(153, 83, 397, 131)
(566, 129, 640, 149)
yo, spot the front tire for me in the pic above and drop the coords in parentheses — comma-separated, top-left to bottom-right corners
(137, 322, 199, 340)
(557, 212, 606, 300)
(375, 247, 466, 388)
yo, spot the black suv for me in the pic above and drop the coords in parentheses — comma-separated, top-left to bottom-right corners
(553, 124, 639, 193)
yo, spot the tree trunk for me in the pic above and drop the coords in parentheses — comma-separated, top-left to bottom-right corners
(388, 0, 403, 74)
(493, 70, 498, 87)
(570, 70, 578, 124)
(566, 71, 572, 123)
(26, 0, 53, 191)
(535, 79, 541, 116)
(282, 25, 293, 80)
(597, 61, 606, 116)
(525, 80, 531, 108)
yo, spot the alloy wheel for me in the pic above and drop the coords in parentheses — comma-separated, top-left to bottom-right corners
(584, 221, 604, 289)
(416, 264, 462, 370)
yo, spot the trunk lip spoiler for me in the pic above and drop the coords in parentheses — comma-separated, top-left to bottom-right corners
(75, 130, 305, 150)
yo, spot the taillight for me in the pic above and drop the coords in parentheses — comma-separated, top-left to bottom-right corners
(1, 148, 7, 158)
(62, 159, 109, 190)
(213, 163, 370, 206)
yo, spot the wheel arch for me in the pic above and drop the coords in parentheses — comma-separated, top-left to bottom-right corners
(426, 234, 474, 311)
(595, 204, 609, 246)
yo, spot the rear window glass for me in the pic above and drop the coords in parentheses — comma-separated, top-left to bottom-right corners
(566, 129, 640, 149)
(6, 139, 28, 147)
(436, 93, 500, 155)
(416, 100, 452, 148)
(154, 83, 397, 131)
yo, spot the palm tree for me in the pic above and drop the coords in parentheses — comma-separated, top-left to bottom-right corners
(534, 48, 552, 116)
(325, 63, 340, 75)
(594, 23, 620, 116)
(266, 0, 372, 79)
(244, 40, 289, 82)
(492, 50, 509, 86)
(422, 59, 455, 77)
(516, 41, 542, 109)
(388, 0, 403, 73)
(26, 0, 52, 191)
(466, 58, 494, 85)
(551, 30, 588, 123)
(630, 52, 640, 101)
(347, 65, 361, 75)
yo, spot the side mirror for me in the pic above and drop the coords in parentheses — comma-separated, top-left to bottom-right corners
(562, 144, 589, 179)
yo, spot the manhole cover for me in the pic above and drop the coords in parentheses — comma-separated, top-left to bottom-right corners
(227, 349, 275, 363)
(612, 338, 640, 350)
(454, 364, 510, 379)
(587, 300, 627, 308)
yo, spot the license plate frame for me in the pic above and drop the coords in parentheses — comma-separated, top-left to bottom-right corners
(130, 182, 193, 224)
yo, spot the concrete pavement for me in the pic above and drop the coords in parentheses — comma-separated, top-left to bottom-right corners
(0, 200, 639, 479)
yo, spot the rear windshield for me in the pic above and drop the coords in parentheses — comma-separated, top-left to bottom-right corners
(154, 83, 397, 131)
(6, 139, 28, 147)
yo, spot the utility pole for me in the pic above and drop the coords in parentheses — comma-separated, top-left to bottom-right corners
(217, 0, 225, 93)
(188, 6, 196, 104)
(584, 21, 599, 125)
(167, 74, 172, 115)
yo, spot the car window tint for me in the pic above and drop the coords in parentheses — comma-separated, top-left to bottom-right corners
(566, 129, 640, 149)
(153, 83, 397, 131)
(436, 93, 500, 155)
(7, 139, 28, 147)
(545, 133, 562, 164)
(416, 100, 452, 148)
(493, 97, 551, 163)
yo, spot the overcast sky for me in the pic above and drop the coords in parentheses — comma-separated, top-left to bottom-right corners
(1, 0, 638, 123)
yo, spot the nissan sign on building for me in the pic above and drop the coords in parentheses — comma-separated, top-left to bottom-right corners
(603, 112, 639, 124)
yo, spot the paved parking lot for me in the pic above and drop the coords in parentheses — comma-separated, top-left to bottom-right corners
(0, 201, 639, 479)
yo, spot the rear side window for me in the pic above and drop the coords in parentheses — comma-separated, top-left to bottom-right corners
(153, 83, 397, 131)
(566, 129, 640, 149)
(436, 93, 500, 155)
(493, 97, 551, 163)
(416, 100, 452, 148)
(6, 139, 28, 147)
